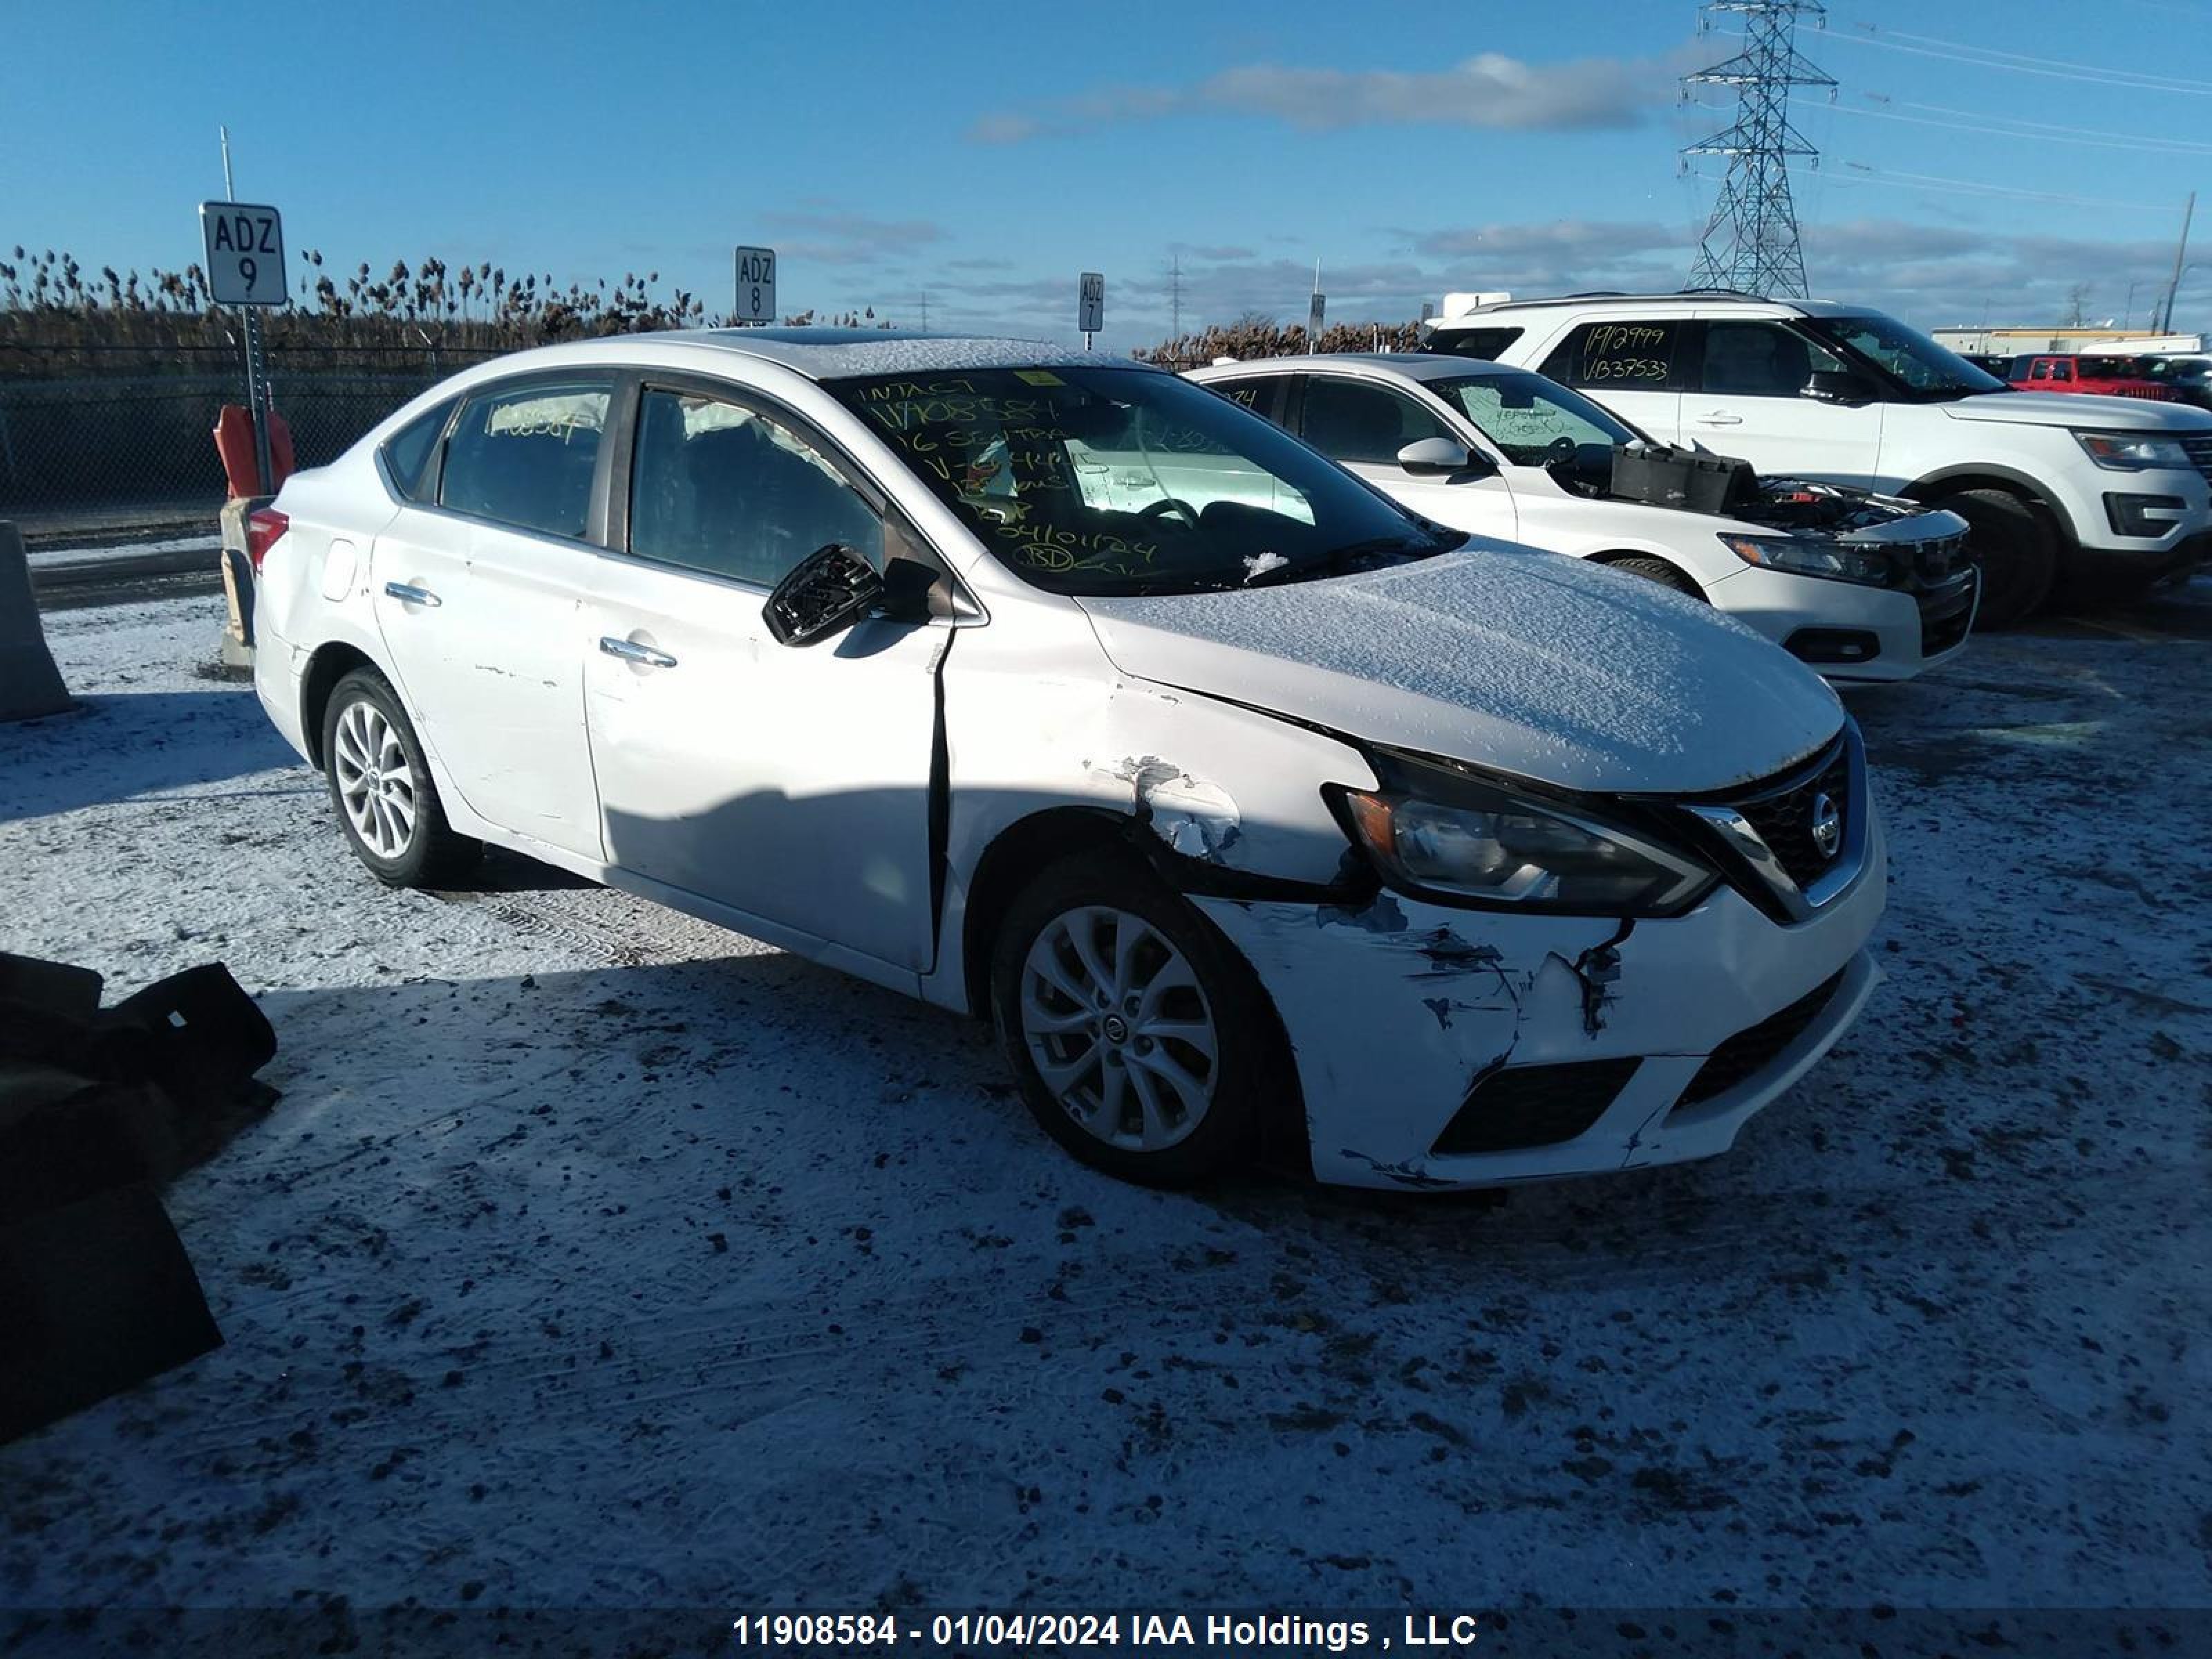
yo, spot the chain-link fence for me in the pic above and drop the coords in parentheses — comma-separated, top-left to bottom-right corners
(0, 344, 500, 535)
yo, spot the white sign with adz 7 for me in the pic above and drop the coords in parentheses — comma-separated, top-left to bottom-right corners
(199, 202, 287, 307)
(733, 246, 777, 324)
(1078, 272, 1105, 335)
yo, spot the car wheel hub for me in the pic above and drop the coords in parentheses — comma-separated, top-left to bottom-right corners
(332, 699, 418, 861)
(1019, 905, 1218, 1153)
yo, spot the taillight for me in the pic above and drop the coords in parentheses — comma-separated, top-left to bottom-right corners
(245, 507, 290, 573)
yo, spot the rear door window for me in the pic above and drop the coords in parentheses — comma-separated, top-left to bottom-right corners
(440, 378, 613, 540)
(1541, 320, 1685, 391)
(1207, 375, 1294, 429)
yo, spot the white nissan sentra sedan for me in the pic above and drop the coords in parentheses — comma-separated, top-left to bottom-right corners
(250, 329, 1884, 1191)
(1189, 354, 1977, 683)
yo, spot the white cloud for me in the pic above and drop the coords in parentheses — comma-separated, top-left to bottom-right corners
(969, 50, 1693, 142)
(759, 208, 946, 267)
(776, 215, 2193, 354)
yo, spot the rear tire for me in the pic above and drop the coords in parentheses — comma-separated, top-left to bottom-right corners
(989, 850, 1281, 1187)
(321, 667, 482, 888)
(1936, 488, 2056, 628)
(1599, 555, 1703, 598)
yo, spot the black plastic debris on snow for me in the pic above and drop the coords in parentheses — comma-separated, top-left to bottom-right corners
(0, 950, 279, 1445)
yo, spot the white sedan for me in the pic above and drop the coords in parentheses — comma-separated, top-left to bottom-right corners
(251, 329, 1882, 1190)
(1188, 354, 1977, 682)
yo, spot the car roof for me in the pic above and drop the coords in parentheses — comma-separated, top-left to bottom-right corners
(1197, 353, 1516, 384)
(506, 327, 1136, 382)
(1430, 292, 1874, 325)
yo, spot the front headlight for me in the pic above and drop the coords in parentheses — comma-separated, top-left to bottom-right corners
(1718, 532, 1893, 586)
(2073, 431, 2194, 471)
(1333, 765, 1717, 915)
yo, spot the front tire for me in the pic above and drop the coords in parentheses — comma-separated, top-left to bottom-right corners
(1599, 554, 1703, 598)
(321, 667, 482, 888)
(989, 850, 1279, 1187)
(1936, 488, 2057, 628)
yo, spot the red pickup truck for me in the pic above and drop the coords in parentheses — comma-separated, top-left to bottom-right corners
(2003, 353, 2185, 402)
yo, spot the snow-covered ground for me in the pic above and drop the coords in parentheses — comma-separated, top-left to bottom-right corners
(3, 588, 2209, 1652)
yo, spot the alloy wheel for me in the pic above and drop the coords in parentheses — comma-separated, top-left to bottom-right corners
(332, 698, 418, 860)
(1018, 906, 1219, 1152)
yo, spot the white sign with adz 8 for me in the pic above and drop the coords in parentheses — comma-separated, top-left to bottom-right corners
(1078, 272, 1105, 334)
(199, 203, 287, 307)
(733, 247, 777, 324)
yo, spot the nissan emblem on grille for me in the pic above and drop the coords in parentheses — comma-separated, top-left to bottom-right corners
(1811, 792, 1842, 860)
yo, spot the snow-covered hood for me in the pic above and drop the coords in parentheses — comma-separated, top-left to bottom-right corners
(1937, 391, 2212, 432)
(1078, 545, 1844, 795)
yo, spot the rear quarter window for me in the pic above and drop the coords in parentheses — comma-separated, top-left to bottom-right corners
(1423, 326, 1524, 362)
(380, 397, 457, 500)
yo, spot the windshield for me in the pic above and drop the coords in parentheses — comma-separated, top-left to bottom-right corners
(829, 366, 1459, 596)
(1430, 371, 1639, 465)
(1803, 315, 2008, 399)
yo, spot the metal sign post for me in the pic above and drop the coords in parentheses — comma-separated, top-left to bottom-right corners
(199, 184, 288, 492)
(1307, 260, 1324, 354)
(1078, 272, 1104, 350)
(733, 246, 777, 326)
(241, 311, 273, 492)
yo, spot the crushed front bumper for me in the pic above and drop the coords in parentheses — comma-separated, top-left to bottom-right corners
(1197, 818, 1885, 1190)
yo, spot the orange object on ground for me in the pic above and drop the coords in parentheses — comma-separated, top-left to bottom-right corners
(212, 404, 297, 498)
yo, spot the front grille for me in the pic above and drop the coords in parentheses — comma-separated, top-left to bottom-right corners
(1918, 573, 1977, 655)
(2115, 386, 2179, 402)
(2182, 432, 2212, 485)
(1734, 743, 1852, 891)
(1674, 970, 1846, 1109)
(1432, 1058, 1642, 1156)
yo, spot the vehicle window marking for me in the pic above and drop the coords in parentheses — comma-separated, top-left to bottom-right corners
(825, 367, 1437, 597)
(1579, 322, 1676, 384)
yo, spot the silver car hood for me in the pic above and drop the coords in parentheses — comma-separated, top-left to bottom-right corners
(1938, 391, 2212, 431)
(1078, 546, 1844, 796)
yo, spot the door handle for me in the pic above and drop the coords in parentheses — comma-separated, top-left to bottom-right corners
(383, 581, 442, 606)
(1692, 413, 1744, 427)
(599, 636, 677, 669)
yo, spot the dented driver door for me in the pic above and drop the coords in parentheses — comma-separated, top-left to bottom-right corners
(583, 381, 949, 975)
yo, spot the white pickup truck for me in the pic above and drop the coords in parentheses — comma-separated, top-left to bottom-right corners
(1421, 292, 2212, 626)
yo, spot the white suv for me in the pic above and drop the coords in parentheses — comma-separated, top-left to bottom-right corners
(1424, 292, 2212, 625)
(250, 330, 1883, 1192)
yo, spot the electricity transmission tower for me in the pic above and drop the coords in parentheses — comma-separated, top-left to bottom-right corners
(1683, 2, 1833, 298)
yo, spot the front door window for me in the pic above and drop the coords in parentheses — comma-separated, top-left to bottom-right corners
(628, 388, 882, 586)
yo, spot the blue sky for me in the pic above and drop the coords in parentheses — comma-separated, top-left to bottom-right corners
(4, 0, 2208, 348)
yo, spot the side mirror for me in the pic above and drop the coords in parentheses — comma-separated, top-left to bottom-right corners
(1397, 436, 1485, 475)
(1804, 369, 1875, 406)
(764, 543, 883, 648)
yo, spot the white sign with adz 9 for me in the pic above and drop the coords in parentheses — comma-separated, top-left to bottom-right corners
(199, 203, 287, 307)
(733, 246, 777, 324)
(1078, 272, 1104, 335)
